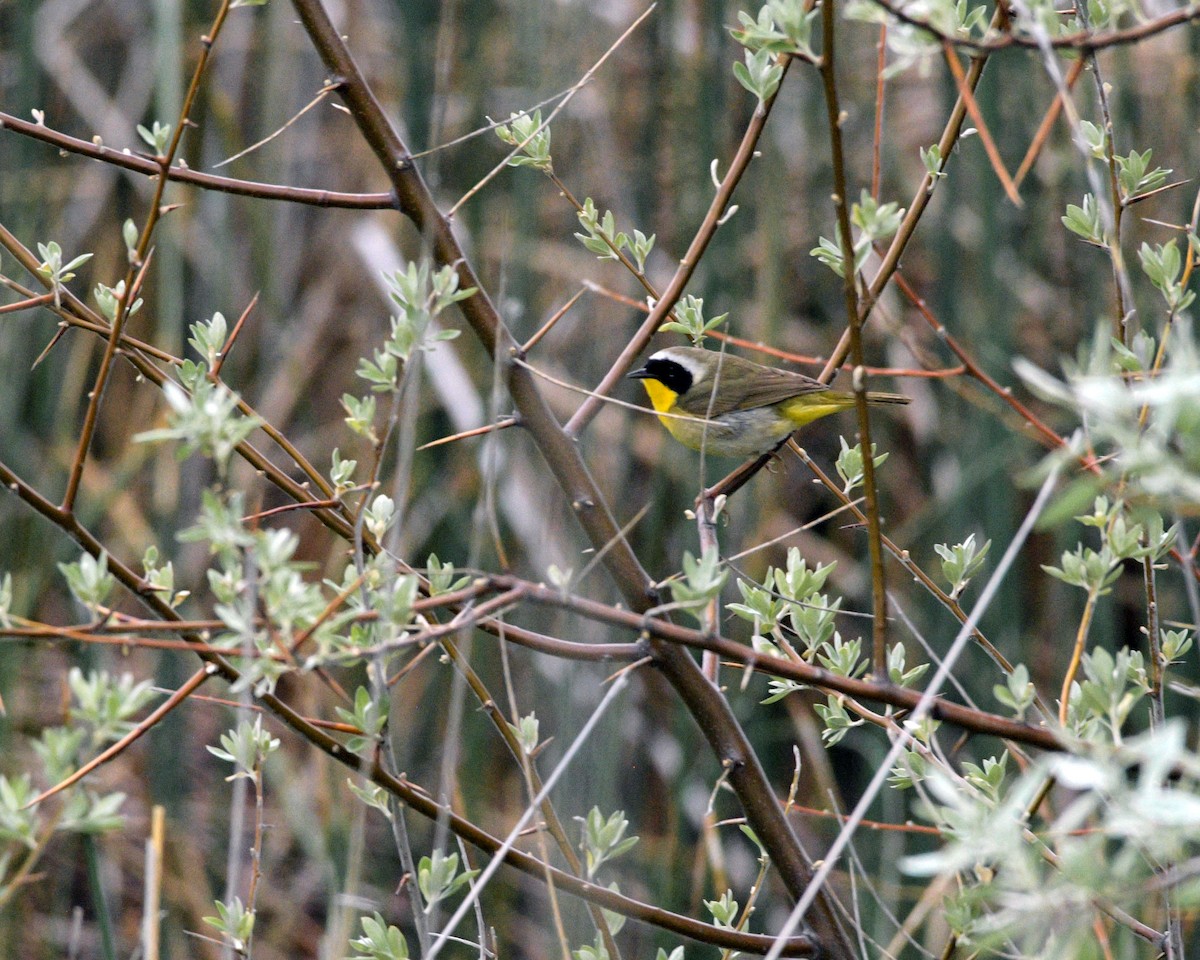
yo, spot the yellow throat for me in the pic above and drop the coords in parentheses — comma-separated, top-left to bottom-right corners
(639, 377, 680, 424)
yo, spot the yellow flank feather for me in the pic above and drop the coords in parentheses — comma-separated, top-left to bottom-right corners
(778, 392, 854, 427)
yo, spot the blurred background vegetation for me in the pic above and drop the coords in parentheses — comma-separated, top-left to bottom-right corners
(2, 0, 1199, 957)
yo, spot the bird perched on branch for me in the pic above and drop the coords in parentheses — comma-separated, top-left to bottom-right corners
(629, 345, 909, 458)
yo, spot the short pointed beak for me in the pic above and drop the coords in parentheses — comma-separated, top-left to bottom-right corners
(627, 366, 651, 380)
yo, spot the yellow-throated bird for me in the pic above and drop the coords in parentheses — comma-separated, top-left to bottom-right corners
(629, 346, 910, 458)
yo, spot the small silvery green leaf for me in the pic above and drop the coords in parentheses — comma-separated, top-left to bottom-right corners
(631, 230, 656, 272)
(835, 437, 889, 493)
(342, 393, 378, 441)
(851, 190, 905, 242)
(36, 240, 92, 307)
(962, 753, 1008, 802)
(934, 534, 991, 599)
(348, 913, 409, 960)
(418, 849, 479, 912)
(136, 120, 172, 154)
(1062, 194, 1105, 246)
(427, 553, 470, 595)
(1139, 240, 1195, 312)
(330, 448, 358, 495)
(364, 495, 395, 540)
(142, 545, 188, 608)
(1116, 148, 1170, 201)
(814, 694, 863, 745)
(703, 890, 739, 927)
(811, 232, 853, 277)
(203, 897, 254, 952)
(887, 749, 928, 790)
(774, 549, 836, 601)
(335, 686, 389, 754)
(546, 563, 573, 593)
(206, 716, 279, 780)
(494, 110, 552, 171)
(347, 779, 393, 819)
(60, 790, 126, 834)
(920, 143, 946, 180)
(0, 572, 13, 628)
(732, 48, 783, 104)
(0, 774, 40, 847)
(579, 807, 639, 879)
(573, 940, 608, 960)
(1077, 120, 1106, 158)
(1042, 544, 1120, 595)
(509, 712, 540, 755)
(816, 634, 867, 678)
(58, 550, 115, 613)
(669, 546, 727, 623)
(731, 1, 818, 57)
(134, 378, 262, 472)
(93, 280, 143, 322)
(188, 313, 228, 368)
(787, 592, 841, 651)
(657, 295, 728, 346)
(762, 677, 804, 703)
(728, 577, 785, 633)
(1160, 628, 1193, 665)
(122, 218, 139, 259)
(993, 663, 1035, 719)
(887, 643, 930, 687)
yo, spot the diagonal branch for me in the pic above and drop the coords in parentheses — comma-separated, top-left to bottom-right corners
(286, 0, 851, 952)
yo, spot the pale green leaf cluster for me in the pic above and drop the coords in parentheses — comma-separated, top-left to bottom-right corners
(1139, 239, 1195, 313)
(418, 849, 479, 913)
(579, 806, 639, 880)
(57, 551, 114, 614)
(846, 0, 987, 77)
(657, 294, 728, 346)
(731, 0, 818, 59)
(494, 109, 552, 171)
(669, 546, 728, 624)
(1016, 330, 1200, 504)
(811, 191, 904, 277)
(934, 533, 991, 599)
(207, 716, 280, 780)
(135, 377, 263, 474)
(136, 119, 171, 154)
(348, 913, 409, 960)
(575, 198, 655, 272)
(203, 896, 254, 954)
(68, 666, 157, 748)
(508, 712, 540, 755)
(732, 48, 784, 104)
(334, 687, 390, 755)
(835, 436, 890, 493)
(905, 724, 1200, 954)
(93, 278, 142, 322)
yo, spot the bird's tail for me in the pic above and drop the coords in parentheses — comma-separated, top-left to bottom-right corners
(865, 392, 910, 405)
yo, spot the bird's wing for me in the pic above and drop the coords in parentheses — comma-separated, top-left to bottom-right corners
(675, 365, 833, 417)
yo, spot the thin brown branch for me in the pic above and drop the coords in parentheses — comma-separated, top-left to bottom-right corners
(818, 1, 890, 680)
(942, 41, 1022, 206)
(27, 668, 209, 808)
(866, 0, 1200, 52)
(1014, 57, 1085, 188)
(62, 0, 235, 513)
(0, 112, 393, 209)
